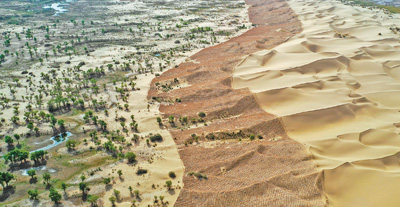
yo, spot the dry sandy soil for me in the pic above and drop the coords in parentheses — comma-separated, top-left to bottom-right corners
(234, 0, 400, 206)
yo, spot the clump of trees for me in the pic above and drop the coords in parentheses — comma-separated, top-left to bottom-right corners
(30, 150, 48, 164)
(3, 149, 29, 163)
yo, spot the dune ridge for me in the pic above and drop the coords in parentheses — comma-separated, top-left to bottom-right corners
(233, 0, 400, 206)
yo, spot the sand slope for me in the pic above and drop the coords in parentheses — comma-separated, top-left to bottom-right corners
(233, 0, 400, 206)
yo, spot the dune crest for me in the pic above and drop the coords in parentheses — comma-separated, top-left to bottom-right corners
(233, 0, 400, 206)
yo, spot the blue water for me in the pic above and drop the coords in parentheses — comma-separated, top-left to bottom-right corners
(21, 132, 72, 176)
(43, 2, 70, 16)
(30, 132, 72, 153)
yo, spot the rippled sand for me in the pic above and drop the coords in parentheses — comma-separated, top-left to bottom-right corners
(233, 0, 400, 206)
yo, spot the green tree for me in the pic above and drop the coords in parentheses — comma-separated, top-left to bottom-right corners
(43, 172, 51, 184)
(49, 188, 62, 204)
(61, 182, 67, 192)
(28, 188, 39, 199)
(166, 180, 172, 190)
(3, 148, 29, 163)
(27, 169, 36, 179)
(34, 127, 39, 135)
(109, 196, 116, 206)
(57, 119, 65, 132)
(168, 115, 174, 123)
(87, 194, 99, 206)
(79, 182, 88, 195)
(27, 122, 34, 131)
(0, 172, 15, 188)
(113, 189, 120, 199)
(157, 117, 162, 125)
(13, 134, 20, 144)
(103, 177, 111, 185)
(4, 135, 13, 146)
(134, 190, 140, 198)
(125, 152, 136, 163)
(30, 150, 47, 163)
(66, 139, 77, 150)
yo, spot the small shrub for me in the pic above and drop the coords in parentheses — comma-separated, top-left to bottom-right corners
(198, 112, 206, 118)
(169, 171, 176, 179)
(136, 169, 148, 175)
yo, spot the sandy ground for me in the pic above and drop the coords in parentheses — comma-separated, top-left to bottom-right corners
(233, 0, 400, 206)
(90, 72, 185, 207)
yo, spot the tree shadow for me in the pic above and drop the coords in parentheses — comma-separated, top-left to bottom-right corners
(63, 191, 69, 200)
(82, 193, 88, 201)
(29, 177, 38, 184)
(167, 189, 175, 196)
(0, 185, 16, 202)
(105, 184, 112, 191)
(9, 161, 32, 171)
(45, 183, 52, 190)
(6, 145, 15, 152)
(32, 199, 40, 207)
(52, 203, 64, 207)
(33, 160, 47, 167)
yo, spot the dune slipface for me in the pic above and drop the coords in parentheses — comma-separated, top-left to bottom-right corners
(234, 0, 400, 206)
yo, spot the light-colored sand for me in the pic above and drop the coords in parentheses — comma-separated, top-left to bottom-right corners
(233, 0, 400, 206)
(94, 73, 185, 207)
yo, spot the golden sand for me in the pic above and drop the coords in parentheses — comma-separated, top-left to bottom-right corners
(233, 0, 400, 206)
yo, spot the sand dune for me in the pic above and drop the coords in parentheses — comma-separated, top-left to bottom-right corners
(233, 0, 400, 206)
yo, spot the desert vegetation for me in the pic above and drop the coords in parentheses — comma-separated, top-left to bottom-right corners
(0, 0, 251, 206)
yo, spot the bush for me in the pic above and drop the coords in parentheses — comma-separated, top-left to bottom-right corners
(249, 134, 255, 141)
(125, 152, 136, 163)
(166, 180, 172, 189)
(149, 134, 163, 142)
(136, 169, 148, 175)
(198, 112, 206, 118)
(169, 171, 176, 179)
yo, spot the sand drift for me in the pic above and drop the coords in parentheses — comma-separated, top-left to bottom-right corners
(233, 0, 400, 206)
